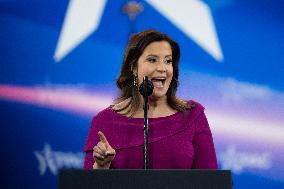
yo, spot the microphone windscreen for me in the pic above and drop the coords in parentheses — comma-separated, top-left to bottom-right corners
(139, 76, 154, 97)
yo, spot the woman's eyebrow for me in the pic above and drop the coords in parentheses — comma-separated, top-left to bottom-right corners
(146, 54, 172, 58)
(146, 54, 158, 58)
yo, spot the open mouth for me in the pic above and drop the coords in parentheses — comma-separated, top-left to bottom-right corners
(151, 77, 166, 88)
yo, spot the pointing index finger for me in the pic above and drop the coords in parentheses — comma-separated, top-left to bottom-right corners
(98, 131, 109, 146)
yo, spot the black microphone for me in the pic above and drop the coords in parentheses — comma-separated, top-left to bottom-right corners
(139, 76, 154, 97)
(138, 76, 153, 169)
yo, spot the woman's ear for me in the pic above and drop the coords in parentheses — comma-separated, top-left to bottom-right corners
(133, 71, 137, 77)
(132, 66, 138, 77)
(132, 67, 138, 87)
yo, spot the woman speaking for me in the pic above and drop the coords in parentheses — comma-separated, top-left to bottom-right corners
(83, 29, 218, 170)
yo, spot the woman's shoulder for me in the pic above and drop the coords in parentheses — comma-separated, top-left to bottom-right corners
(179, 99, 206, 120)
(84, 107, 114, 152)
(186, 99, 204, 111)
(91, 106, 116, 123)
(172, 100, 207, 133)
(175, 98, 204, 113)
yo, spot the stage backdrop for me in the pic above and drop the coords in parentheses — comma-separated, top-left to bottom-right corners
(1, 0, 284, 188)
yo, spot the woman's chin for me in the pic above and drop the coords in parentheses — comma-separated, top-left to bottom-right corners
(150, 90, 167, 100)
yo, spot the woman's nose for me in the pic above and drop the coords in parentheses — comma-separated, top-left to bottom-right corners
(156, 62, 166, 72)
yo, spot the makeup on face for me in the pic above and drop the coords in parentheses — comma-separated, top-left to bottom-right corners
(137, 41, 173, 99)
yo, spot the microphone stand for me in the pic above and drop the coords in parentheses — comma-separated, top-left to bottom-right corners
(143, 81, 149, 170)
(139, 76, 153, 169)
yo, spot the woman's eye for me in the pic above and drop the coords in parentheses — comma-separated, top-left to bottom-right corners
(165, 59, 172, 64)
(147, 58, 157, 63)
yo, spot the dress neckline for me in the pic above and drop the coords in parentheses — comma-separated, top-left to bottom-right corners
(108, 106, 182, 121)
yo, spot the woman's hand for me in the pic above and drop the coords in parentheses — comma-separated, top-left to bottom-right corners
(92, 131, 116, 169)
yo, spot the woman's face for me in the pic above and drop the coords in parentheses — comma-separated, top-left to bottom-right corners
(136, 41, 173, 100)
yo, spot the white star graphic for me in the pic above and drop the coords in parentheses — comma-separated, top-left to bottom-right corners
(54, 0, 107, 62)
(145, 0, 224, 61)
(54, 0, 223, 62)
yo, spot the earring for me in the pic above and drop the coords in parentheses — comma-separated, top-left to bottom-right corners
(133, 76, 138, 87)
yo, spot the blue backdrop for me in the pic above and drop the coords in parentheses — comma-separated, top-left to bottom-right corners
(1, 0, 284, 188)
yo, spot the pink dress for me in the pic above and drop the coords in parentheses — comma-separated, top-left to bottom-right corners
(83, 101, 218, 169)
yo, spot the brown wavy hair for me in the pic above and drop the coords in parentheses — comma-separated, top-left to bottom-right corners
(114, 29, 189, 116)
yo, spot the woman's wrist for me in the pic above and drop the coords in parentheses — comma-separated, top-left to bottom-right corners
(92, 162, 111, 169)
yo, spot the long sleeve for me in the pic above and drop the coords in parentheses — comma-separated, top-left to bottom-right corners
(83, 116, 100, 170)
(192, 111, 218, 169)
(83, 111, 116, 170)
(84, 150, 94, 170)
